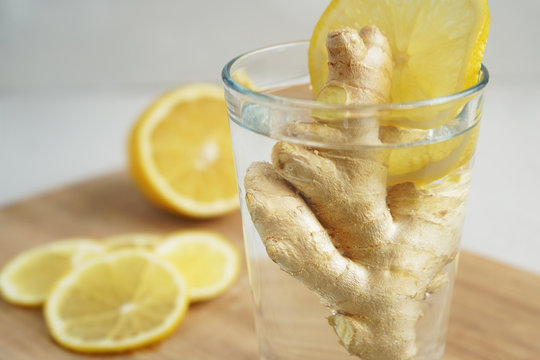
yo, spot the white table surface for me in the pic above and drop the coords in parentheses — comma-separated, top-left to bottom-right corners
(2, 0, 539, 275)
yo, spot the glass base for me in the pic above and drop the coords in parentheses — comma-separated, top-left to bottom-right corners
(249, 254, 456, 360)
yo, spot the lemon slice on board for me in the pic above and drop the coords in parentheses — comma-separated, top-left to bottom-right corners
(129, 83, 239, 219)
(102, 233, 163, 251)
(44, 250, 189, 353)
(155, 230, 240, 302)
(309, 0, 490, 102)
(0, 239, 104, 306)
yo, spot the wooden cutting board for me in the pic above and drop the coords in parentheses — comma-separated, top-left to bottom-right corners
(1, 173, 539, 360)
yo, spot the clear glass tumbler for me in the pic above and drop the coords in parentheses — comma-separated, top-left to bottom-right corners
(222, 41, 488, 360)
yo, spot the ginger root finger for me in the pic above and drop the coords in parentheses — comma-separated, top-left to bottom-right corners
(271, 141, 394, 258)
(245, 162, 372, 314)
(329, 310, 417, 360)
(322, 26, 393, 105)
(388, 182, 464, 264)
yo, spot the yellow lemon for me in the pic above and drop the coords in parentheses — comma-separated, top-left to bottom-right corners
(102, 233, 163, 251)
(309, 0, 490, 101)
(129, 83, 239, 218)
(309, 0, 489, 185)
(0, 239, 103, 306)
(44, 250, 188, 353)
(155, 230, 240, 302)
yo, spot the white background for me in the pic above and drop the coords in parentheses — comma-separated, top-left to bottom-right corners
(1, 0, 539, 274)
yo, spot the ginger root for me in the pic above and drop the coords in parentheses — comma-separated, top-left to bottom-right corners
(244, 27, 467, 360)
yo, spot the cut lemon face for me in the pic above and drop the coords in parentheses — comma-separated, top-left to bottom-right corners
(102, 233, 163, 251)
(309, 0, 490, 102)
(129, 83, 239, 218)
(44, 250, 188, 353)
(0, 239, 104, 306)
(155, 230, 240, 302)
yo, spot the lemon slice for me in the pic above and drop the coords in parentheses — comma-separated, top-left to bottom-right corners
(0, 239, 104, 306)
(386, 125, 479, 186)
(129, 83, 239, 218)
(155, 230, 240, 302)
(309, 0, 490, 102)
(309, 0, 489, 186)
(44, 250, 189, 353)
(102, 233, 163, 251)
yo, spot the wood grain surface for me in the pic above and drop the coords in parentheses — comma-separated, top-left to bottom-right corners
(0, 173, 539, 360)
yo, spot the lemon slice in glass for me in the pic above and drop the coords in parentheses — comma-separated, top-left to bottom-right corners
(309, 0, 490, 102)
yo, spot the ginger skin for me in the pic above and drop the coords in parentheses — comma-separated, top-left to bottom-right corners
(245, 27, 466, 360)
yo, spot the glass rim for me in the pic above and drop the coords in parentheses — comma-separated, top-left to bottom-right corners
(221, 40, 489, 111)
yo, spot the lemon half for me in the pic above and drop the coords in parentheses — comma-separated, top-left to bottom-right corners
(129, 83, 239, 218)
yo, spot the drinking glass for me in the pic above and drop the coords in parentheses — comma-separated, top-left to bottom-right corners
(222, 41, 488, 360)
